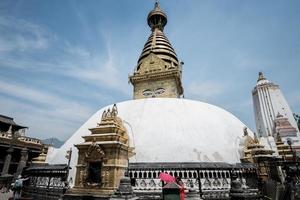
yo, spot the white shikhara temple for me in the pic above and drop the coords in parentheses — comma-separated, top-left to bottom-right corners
(252, 72, 300, 153)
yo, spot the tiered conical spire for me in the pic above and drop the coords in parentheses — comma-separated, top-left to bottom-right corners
(137, 2, 179, 70)
(129, 2, 183, 99)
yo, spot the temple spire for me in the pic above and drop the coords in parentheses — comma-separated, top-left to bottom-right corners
(129, 3, 183, 99)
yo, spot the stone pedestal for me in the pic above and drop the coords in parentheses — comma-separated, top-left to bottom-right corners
(110, 175, 138, 200)
(114, 176, 133, 195)
(230, 172, 259, 200)
(63, 194, 110, 200)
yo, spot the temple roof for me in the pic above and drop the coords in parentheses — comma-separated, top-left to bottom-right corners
(0, 114, 27, 131)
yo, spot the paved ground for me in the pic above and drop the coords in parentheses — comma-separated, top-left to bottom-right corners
(0, 191, 13, 200)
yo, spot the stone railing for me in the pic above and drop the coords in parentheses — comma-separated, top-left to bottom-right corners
(0, 131, 42, 146)
(18, 136, 42, 145)
(129, 168, 232, 199)
(128, 162, 258, 199)
(0, 131, 12, 139)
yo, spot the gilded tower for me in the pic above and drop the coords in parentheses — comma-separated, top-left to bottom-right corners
(129, 2, 184, 99)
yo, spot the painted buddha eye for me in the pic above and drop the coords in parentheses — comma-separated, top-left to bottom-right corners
(154, 88, 165, 95)
(142, 89, 153, 96)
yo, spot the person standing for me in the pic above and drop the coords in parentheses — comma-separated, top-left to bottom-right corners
(176, 177, 185, 200)
(13, 175, 28, 200)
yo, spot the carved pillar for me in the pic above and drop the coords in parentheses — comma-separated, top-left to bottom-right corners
(1, 147, 14, 176)
(15, 148, 28, 179)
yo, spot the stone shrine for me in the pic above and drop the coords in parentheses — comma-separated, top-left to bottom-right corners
(65, 104, 134, 198)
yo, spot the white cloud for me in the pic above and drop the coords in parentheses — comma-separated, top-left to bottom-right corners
(0, 80, 93, 124)
(0, 95, 82, 140)
(0, 16, 131, 140)
(0, 16, 129, 95)
(0, 16, 53, 52)
(63, 46, 126, 92)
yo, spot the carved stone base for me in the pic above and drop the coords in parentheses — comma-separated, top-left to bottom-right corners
(110, 196, 139, 200)
(64, 188, 112, 200)
(63, 193, 110, 200)
(109, 175, 139, 200)
(114, 176, 133, 195)
(67, 187, 115, 196)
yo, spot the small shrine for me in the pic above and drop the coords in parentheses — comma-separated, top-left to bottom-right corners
(273, 112, 298, 138)
(275, 134, 294, 161)
(240, 127, 275, 181)
(31, 145, 50, 164)
(68, 104, 134, 197)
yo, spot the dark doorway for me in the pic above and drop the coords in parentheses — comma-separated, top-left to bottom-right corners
(87, 162, 101, 184)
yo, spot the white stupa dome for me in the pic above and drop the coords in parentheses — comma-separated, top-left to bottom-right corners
(47, 98, 253, 184)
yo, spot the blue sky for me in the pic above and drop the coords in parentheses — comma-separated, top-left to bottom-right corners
(0, 0, 299, 141)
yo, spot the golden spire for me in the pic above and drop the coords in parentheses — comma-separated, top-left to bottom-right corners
(129, 2, 183, 99)
(147, 1, 167, 31)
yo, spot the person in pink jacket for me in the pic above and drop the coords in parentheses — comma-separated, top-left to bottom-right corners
(176, 177, 185, 200)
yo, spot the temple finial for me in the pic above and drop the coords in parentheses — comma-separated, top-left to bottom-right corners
(257, 71, 266, 82)
(155, 0, 160, 9)
(147, 1, 167, 31)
